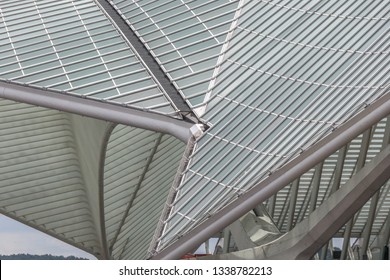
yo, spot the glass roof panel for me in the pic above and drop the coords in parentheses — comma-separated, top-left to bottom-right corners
(0, 0, 180, 117)
(156, 0, 390, 252)
(110, 0, 241, 111)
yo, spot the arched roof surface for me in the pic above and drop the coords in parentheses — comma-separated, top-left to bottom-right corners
(0, 0, 389, 259)
(0, 0, 181, 116)
(146, 0, 390, 254)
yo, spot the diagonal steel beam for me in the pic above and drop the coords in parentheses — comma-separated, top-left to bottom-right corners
(152, 92, 390, 259)
(309, 162, 324, 213)
(94, 0, 194, 114)
(380, 214, 390, 252)
(201, 143, 390, 260)
(329, 145, 348, 195)
(360, 191, 380, 259)
(267, 144, 390, 259)
(286, 179, 299, 231)
(342, 128, 372, 259)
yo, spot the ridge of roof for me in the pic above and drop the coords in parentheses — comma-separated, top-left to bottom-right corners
(95, 0, 196, 117)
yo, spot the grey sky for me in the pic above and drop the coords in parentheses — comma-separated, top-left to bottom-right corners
(0, 215, 95, 259)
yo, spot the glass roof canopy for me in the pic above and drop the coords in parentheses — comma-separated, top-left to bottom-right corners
(0, 0, 179, 116)
(0, 0, 389, 260)
(110, 0, 241, 109)
(151, 0, 390, 254)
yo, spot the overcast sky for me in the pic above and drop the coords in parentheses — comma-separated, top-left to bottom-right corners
(0, 215, 95, 259)
(0, 214, 214, 258)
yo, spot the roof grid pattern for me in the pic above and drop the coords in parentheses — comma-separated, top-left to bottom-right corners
(104, 125, 185, 259)
(109, 0, 241, 111)
(0, 0, 179, 116)
(156, 0, 390, 251)
(270, 118, 390, 236)
(0, 98, 101, 255)
(0, 0, 388, 259)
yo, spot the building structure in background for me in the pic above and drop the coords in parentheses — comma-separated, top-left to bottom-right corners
(0, 0, 389, 260)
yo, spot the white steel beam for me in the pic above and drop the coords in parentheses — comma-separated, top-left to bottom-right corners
(0, 81, 194, 142)
(330, 146, 348, 194)
(309, 163, 324, 213)
(202, 143, 390, 260)
(271, 144, 390, 259)
(286, 179, 299, 231)
(152, 92, 390, 260)
(320, 242, 329, 260)
(375, 200, 390, 259)
(267, 195, 276, 217)
(341, 223, 354, 260)
(341, 128, 372, 259)
(94, 0, 194, 114)
(223, 229, 232, 254)
(361, 192, 380, 259)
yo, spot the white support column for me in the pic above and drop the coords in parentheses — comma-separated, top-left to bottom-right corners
(309, 163, 324, 213)
(360, 192, 380, 259)
(355, 129, 372, 172)
(286, 179, 300, 231)
(205, 239, 210, 254)
(268, 195, 276, 217)
(320, 242, 329, 260)
(375, 117, 390, 259)
(151, 93, 390, 260)
(202, 144, 390, 260)
(227, 219, 256, 250)
(378, 210, 390, 259)
(309, 162, 328, 260)
(342, 128, 372, 259)
(330, 146, 348, 194)
(223, 229, 232, 254)
(277, 143, 390, 259)
(348, 244, 356, 260)
(341, 224, 353, 260)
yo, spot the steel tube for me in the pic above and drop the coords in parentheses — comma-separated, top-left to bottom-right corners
(0, 81, 193, 142)
(152, 92, 390, 259)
